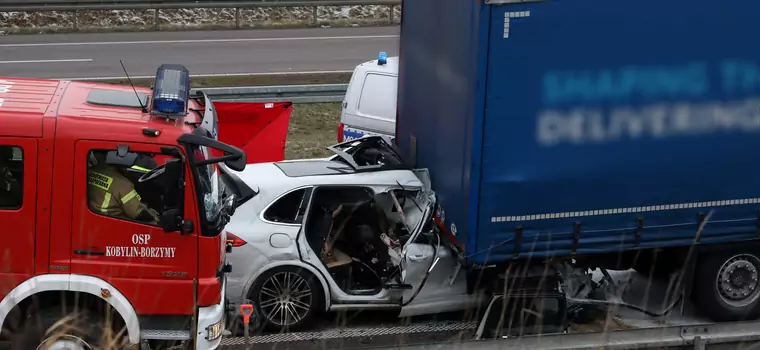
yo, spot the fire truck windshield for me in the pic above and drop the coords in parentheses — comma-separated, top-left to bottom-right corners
(193, 145, 222, 222)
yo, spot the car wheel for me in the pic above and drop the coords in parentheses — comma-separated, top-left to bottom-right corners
(10, 306, 132, 350)
(250, 266, 324, 332)
(693, 250, 760, 322)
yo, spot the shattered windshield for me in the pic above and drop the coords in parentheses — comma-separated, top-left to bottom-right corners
(192, 145, 222, 222)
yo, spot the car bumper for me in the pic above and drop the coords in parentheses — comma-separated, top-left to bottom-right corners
(195, 279, 227, 350)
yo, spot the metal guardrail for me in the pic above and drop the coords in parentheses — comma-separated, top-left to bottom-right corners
(197, 83, 348, 104)
(0, 0, 402, 11)
(395, 319, 760, 350)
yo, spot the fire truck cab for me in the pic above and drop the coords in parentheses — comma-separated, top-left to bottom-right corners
(0, 64, 244, 349)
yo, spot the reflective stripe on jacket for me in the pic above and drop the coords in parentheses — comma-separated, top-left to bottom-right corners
(87, 164, 146, 220)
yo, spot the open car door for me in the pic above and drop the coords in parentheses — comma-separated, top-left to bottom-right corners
(211, 101, 293, 164)
(325, 136, 469, 316)
(395, 188, 470, 318)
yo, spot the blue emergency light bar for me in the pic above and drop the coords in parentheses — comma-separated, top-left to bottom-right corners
(378, 51, 387, 65)
(151, 64, 191, 118)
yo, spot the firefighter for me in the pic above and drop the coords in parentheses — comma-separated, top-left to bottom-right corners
(86, 152, 159, 224)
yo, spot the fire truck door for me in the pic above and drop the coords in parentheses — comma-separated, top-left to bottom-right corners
(70, 140, 199, 315)
(0, 138, 37, 296)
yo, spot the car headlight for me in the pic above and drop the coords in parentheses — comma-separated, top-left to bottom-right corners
(206, 319, 225, 341)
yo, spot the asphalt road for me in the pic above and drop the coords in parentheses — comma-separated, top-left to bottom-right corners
(0, 26, 399, 79)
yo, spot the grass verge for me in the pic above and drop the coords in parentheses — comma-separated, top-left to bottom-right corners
(285, 103, 341, 160)
(85, 72, 352, 88)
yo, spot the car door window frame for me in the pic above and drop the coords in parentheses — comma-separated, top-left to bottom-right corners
(260, 186, 313, 226)
(301, 184, 377, 240)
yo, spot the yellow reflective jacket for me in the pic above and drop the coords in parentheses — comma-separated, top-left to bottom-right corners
(87, 164, 156, 222)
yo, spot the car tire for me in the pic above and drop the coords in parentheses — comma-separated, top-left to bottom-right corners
(10, 306, 132, 350)
(250, 266, 324, 332)
(693, 249, 760, 322)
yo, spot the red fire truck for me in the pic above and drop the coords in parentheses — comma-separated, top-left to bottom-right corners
(0, 64, 281, 349)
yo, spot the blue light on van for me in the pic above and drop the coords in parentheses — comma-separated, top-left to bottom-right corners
(378, 52, 387, 65)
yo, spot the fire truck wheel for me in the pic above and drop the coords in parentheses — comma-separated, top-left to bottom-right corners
(693, 249, 760, 322)
(250, 266, 324, 332)
(10, 307, 129, 350)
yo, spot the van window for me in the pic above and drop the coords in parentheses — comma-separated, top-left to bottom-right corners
(357, 73, 397, 120)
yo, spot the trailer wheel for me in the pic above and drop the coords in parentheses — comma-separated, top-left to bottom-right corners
(694, 250, 760, 321)
(10, 306, 131, 350)
(250, 266, 324, 332)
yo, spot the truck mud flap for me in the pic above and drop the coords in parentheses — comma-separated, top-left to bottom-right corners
(212, 101, 293, 164)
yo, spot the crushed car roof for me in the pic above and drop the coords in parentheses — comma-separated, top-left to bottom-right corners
(235, 160, 425, 194)
(274, 160, 356, 177)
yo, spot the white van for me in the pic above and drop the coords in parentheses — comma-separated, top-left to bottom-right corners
(337, 53, 399, 142)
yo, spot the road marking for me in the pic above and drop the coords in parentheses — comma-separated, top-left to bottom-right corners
(0, 59, 92, 64)
(0, 35, 399, 48)
(62, 69, 354, 81)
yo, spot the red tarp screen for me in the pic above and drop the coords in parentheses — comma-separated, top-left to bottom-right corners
(213, 101, 292, 164)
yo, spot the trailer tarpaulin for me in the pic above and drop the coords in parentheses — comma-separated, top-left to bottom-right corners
(213, 101, 292, 164)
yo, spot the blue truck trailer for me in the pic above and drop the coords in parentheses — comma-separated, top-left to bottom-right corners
(394, 0, 760, 329)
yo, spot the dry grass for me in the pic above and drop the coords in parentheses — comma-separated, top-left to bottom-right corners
(284, 103, 342, 159)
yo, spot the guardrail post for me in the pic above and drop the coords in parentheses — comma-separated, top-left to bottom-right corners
(693, 336, 705, 350)
(235, 8, 241, 29)
(72, 11, 78, 32)
(311, 6, 318, 26)
(153, 9, 159, 30)
(389, 5, 394, 24)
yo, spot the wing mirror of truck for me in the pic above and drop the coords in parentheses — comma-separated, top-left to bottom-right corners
(177, 133, 247, 172)
(224, 157, 246, 172)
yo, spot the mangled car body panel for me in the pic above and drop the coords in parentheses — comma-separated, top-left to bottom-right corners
(224, 136, 474, 329)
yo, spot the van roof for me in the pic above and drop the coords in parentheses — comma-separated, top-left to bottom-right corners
(0, 76, 202, 145)
(355, 56, 399, 75)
